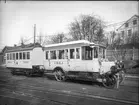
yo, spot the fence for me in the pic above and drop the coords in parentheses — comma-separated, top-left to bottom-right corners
(106, 48, 139, 61)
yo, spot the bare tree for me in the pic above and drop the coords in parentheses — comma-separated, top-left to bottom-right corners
(50, 33, 67, 44)
(19, 37, 28, 45)
(35, 32, 51, 46)
(109, 32, 127, 61)
(68, 14, 106, 43)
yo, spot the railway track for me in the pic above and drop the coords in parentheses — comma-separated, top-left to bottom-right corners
(0, 73, 138, 94)
(0, 69, 138, 105)
(0, 78, 138, 104)
(0, 87, 71, 105)
(0, 82, 138, 105)
(0, 73, 138, 89)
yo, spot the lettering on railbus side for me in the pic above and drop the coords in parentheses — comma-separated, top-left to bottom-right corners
(54, 61, 63, 65)
(7, 61, 12, 63)
(23, 61, 29, 63)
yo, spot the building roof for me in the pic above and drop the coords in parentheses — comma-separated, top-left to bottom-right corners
(104, 21, 125, 32)
(117, 14, 139, 30)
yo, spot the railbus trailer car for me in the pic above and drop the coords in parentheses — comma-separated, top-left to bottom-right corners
(5, 43, 45, 76)
(43, 40, 125, 88)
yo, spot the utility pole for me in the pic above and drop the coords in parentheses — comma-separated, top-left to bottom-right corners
(34, 24, 36, 46)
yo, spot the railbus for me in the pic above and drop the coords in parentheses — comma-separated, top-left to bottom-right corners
(5, 43, 45, 76)
(43, 40, 125, 88)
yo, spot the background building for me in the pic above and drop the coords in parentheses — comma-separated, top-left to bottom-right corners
(117, 15, 139, 44)
(104, 15, 139, 45)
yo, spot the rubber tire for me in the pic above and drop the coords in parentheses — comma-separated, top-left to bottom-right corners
(54, 69, 65, 81)
(102, 75, 117, 89)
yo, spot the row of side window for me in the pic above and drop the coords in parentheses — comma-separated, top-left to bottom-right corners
(7, 52, 30, 60)
(45, 48, 80, 60)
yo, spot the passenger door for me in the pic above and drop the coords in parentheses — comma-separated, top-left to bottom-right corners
(68, 47, 85, 72)
(44, 51, 51, 70)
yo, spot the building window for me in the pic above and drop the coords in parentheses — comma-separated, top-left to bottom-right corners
(45, 51, 49, 59)
(70, 49, 75, 59)
(125, 23, 128, 27)
(127, 29, 132, 37)
(133, 20, 137, 25)
(58, 50, 64, 59)
(76, 48, 80, 59)
(50, 51, 56, 59)
(27, 52, 30, 59)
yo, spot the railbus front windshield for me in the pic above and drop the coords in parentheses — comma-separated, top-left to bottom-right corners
(82, 45, 106, 60)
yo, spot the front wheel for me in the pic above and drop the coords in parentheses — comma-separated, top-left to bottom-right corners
(54, 69, 65, 81)
(102, 74, 117, 89)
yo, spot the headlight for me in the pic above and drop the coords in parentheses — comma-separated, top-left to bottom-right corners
(115, 60, 124, 69)
(39, 65, 44, 69)
(110, 66, 117, 72)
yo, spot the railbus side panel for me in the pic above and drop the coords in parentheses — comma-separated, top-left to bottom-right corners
(6, 50, 32, 69)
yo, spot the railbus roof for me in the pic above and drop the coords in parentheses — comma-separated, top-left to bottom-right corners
(44, 40, 91, 48)
(44, 40, 105, 49)
(5, 43, 42, 53)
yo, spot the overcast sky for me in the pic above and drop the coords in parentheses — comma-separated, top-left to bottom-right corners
(0, 1, 138, 49)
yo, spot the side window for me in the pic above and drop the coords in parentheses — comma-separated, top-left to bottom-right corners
(65, 49, 68, 59)
(76, 48, 80, 59)
(27, 52, 30, 59)
(70, 49, 75, 59)
(7, 53, 9, 60)
(13, 53, 15, 60)
(10, 53, 12, 60)
(103, 49, 105, 58)
(23, 52, 26, 59)
(58, 50, 64, 59)
(99, 47, 103, 58)
(94, 47, 98, 58)
(19, 52, 22, 60)
(16, 53, 18, 60)
(6, 54, 8, 60)
(50, 50, 56, 59)
(45, 51, 49, 59)
(11, 53, 13, 60)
